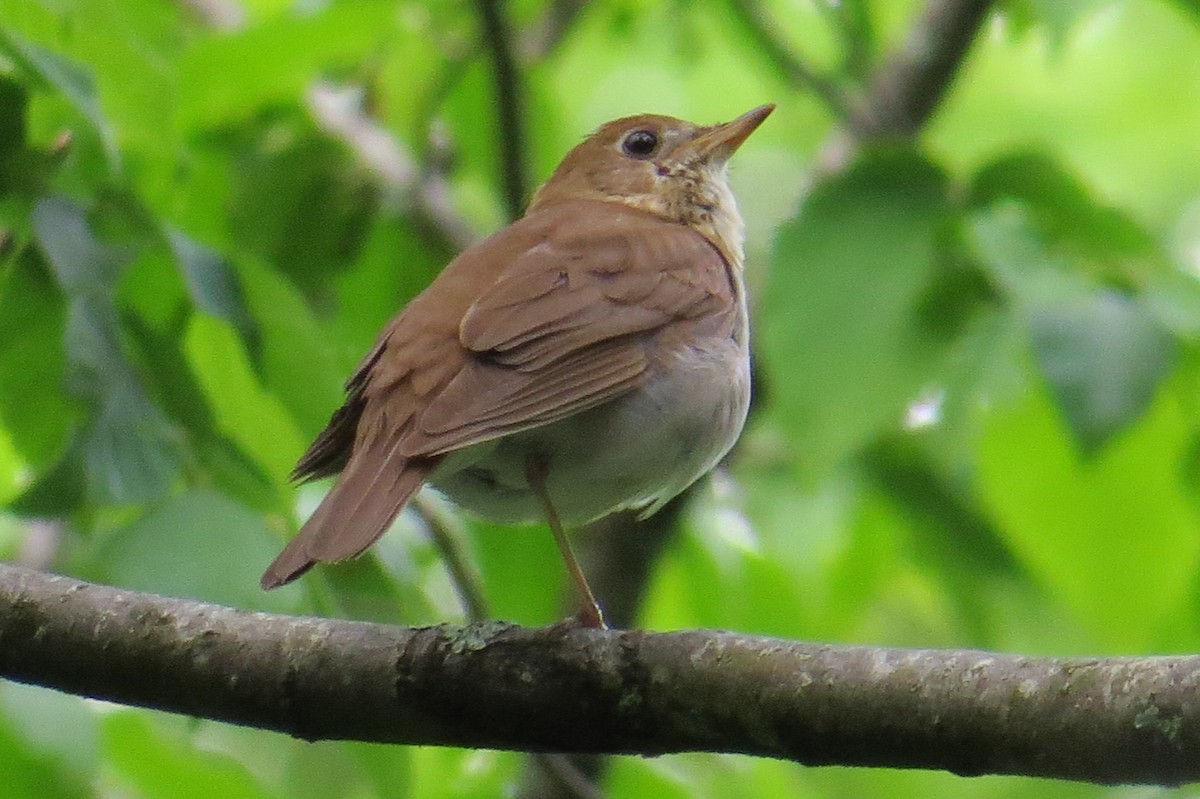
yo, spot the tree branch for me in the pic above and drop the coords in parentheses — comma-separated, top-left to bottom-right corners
(474, 0, 528, 220)
(306, 81, 480, 252)
(849, 0, 993, 139)
(2, 564, 1198, 786)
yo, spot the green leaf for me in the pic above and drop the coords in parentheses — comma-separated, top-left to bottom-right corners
(1167, 0, 1200, 27)
(227, 126, 377, 298)
(0, 424, 20, 503)
(970, 151, 1164, 288)
(102, 712, 273, 799)
(83, 380, 182, 503)
(408, 747, 519, 799)
(99, 488, 299, 610)
(467, 516, 564, 626)
(280, 739, 377, 799)
(120, 311, 284, 511)
(0, 703, 89, 799)
(7, 440, 86, 516)
(0, 252, 77, 467)
(344, 742, 412, 799)
(606, 755, 694, 799)
(0, 683, 98, 785)
(184, 312, 305, 485)
(979, 383, 1200, 650)
(166, 229, 259, 352)
(329, 215, 449, 363)
(121, 310, 218, 437)
(1029, 291, 1174, 454)
(861, 436, 1019, 579)
(1145, 266, 1200, 338)
(192, 435, 283, 513)
(0, 75, 27, 152)
(33, 197, 182, 502)
(970, 205, 1178, 453)
(238, 259, 343, 436)
(759, 149, 956, 477)
(0, 27, 118, 167)
(176, 5, 396, 132)
(999, 0, 1114, 44)
(32, 196, 126, 297)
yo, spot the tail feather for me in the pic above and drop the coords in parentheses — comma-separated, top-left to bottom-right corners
(261, 439, 437, 589)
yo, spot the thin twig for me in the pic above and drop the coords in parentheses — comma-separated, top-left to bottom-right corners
(521, 0, 590, 60)
(725, 0, 857, 121)
(534, 754, 609, 799)
(412, 495, 490, 623)
(811, 0, 995, 175)
(177, 0, 244, 30)
(474, 0, 528, 220)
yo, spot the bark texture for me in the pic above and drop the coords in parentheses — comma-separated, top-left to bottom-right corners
(2, 564, 1199, 786)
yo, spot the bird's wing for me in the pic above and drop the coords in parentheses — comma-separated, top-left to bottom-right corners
(400, 205, 736, 457)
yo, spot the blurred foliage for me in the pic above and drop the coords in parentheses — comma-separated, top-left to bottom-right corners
(2, 0, 1200, 797)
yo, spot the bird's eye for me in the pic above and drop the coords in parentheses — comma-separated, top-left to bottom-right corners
(621, 129, 659, 159)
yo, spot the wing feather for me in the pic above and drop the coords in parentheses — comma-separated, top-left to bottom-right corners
(401, 202, 735, 456)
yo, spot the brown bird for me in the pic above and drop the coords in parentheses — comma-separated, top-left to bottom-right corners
(262, 104, 774, 628)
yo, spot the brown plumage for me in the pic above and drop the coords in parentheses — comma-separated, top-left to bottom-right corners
(262, 105, 774, 623)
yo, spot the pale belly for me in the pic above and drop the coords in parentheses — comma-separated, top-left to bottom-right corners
(429, 337, 750, 525)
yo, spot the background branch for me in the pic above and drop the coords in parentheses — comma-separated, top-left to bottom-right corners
(306, 81, 481, 252)
(474, 0, 528, 220)
(849, 0, 993, 139)
(725, 0, 857, 121)
(413, 495, 491, 623)
(2, 564, 1199, 786)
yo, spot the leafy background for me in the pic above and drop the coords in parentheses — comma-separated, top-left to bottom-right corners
(2, 0, 1200, 796)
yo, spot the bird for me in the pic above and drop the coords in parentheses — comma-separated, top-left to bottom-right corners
(261, 104, 774, 628)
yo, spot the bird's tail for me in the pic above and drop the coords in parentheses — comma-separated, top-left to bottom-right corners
(261, 439, 436, 589)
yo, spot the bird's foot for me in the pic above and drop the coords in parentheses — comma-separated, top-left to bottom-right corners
(576, 601, 608, 630)
(549, 602, 608, 632)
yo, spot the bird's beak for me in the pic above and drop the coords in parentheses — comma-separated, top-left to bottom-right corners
(687, 104, 775, 163)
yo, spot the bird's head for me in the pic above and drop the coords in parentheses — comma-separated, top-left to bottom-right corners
(529, 104, 775, 266)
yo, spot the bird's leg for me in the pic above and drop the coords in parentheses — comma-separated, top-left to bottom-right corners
(524, 455, 607, 630)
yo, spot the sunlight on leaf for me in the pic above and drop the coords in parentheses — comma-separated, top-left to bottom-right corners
(979, 384, 1199, 651)
(184, 313, 305, 485)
